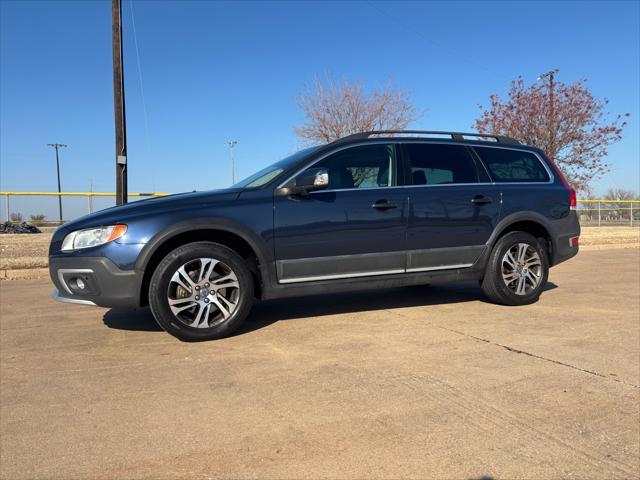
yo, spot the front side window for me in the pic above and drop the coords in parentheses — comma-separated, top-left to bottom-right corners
(474, 146, 550, 183)
(298, 144, 395, 190)
(406, 143, 479, 185)
(232, 146, 320, 189)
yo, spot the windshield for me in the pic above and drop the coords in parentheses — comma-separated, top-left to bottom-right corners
(231, 146, 320, 189)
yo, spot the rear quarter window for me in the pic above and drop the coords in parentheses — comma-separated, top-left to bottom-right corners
(406, 143, 480, 185)
(474, 146, 550, 183)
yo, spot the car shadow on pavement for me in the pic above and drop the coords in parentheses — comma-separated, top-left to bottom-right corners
(235, 281, 557, 336)
(102, 281, 557, 336)
(103, 307, 164, 332)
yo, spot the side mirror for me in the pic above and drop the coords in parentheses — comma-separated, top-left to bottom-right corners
(286, 168, 330, 196)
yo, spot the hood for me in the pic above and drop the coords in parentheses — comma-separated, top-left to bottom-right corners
(62, 188, 242, 231)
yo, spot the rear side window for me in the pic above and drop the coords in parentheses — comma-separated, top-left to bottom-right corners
(406, 143, 479, 185)
(474, 147, 550, 183)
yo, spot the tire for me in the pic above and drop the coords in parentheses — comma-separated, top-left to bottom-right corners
(481, 231, 549, 306)
(148, 241, 254, 341)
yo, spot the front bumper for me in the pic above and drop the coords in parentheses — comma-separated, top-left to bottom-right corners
(49, 256, 141, 308)
(52, 289, 97, 306)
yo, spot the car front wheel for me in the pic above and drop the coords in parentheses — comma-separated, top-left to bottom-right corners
(149, 241, 254, 341)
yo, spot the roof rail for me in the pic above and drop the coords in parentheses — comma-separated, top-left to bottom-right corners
(332, 130, 521, 145)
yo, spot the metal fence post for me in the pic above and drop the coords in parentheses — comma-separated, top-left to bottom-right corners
(598, 202, 601, 227)
(86, 193, 94, 214)
(4, 194, 8, 222)
(631, 202, 634, 227)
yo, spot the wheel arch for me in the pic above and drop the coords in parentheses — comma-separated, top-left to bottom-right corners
(136, 220, 271, 306)
(488, 212, 554, 261)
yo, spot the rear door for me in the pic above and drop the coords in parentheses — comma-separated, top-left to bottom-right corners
(403, 142, 501, 272)
(273, 143, 408, 284)
(472, 145, 556, 218)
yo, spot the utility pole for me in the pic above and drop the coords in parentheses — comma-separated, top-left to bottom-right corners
(225, 140, 238, 184)
(47, 143, 67, 222)
(112, 0, 128, 204)
(538, 68, 559, 155)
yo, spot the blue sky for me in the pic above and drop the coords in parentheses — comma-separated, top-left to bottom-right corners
(1, 0, 639, 218)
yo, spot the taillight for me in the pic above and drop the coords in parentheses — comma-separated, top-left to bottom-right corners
(542, 151, 577, 210)
(569, 236, 579, 247)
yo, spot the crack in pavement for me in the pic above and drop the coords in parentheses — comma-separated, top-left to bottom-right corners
(386, 309, 640, 389)
(437, 325, 640, 389)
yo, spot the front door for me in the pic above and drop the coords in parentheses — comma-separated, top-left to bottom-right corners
(273, 143, 407, 284)
(402, 142, 501, 272)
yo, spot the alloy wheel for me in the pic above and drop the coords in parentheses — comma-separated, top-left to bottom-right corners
(167, 258, 240, 328)
(501, 243, 542, 296)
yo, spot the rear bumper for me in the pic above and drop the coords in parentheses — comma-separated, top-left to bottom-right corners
(552, 233, 579, 266)
(49, 256, 141, 308)
(550, 212, 580, 266)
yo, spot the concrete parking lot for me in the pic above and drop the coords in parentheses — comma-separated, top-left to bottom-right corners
(1, 248, 639, 479)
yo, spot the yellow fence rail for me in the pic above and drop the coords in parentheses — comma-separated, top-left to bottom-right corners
(0, 191, 168, 197)
(1, 192, 638, 226)
(0, 191, 168, 222)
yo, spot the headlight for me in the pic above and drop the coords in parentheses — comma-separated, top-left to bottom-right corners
(61, 225, 127, 251)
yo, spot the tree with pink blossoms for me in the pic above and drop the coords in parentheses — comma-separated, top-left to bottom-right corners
(474, 76, 629, 192)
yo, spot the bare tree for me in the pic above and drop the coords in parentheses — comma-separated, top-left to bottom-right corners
(474, 77, 629, 193)
(603, 188, 637, 221)
(295, 74, 419, 144)
(603, 188, 637, 201)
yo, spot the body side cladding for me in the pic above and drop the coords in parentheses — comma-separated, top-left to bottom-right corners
(260, 264, 483, 300)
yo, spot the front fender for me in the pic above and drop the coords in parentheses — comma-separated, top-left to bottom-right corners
(134, 217, 273, 273)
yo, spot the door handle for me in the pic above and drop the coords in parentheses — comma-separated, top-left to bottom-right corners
(371, 200, 397, 210)
(471, 195, 493, 205)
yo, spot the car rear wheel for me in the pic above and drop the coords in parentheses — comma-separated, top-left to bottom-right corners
(481, 231, 549, 306)
(149, 241, 254, 341)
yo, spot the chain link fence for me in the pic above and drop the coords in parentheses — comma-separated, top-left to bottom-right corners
(575, 200, 639, 227)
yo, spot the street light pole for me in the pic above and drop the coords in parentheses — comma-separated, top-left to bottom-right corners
(47, 143, 67, 222)
(538, 69, 559, 153)
(224, 140, 238, 184)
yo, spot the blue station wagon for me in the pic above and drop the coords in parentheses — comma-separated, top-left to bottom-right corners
(50, 131, 580, 341)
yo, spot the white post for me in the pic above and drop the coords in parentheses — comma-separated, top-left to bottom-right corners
(598, 202, 601, 227)
(5, 194, 8, 222)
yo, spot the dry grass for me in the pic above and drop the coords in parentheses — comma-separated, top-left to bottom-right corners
(0, 226, 638, 277)
(579, 226, 639, 245)
(0, 233, 52, 269)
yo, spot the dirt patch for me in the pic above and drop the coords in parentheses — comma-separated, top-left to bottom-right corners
(579, 226, 639, 245)
(0, 232, 52, 270)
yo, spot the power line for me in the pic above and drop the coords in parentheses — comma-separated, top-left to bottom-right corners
(129, 0, 156, 193)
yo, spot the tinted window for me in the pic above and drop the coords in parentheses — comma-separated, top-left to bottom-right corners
(302, 144, 395, 190)
(474, 147, 550, 182)
(406, 144, 479, 185)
